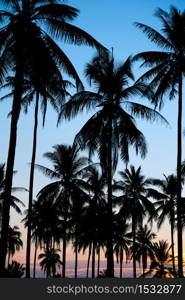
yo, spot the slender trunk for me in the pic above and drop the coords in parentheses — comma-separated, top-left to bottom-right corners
(120, 249, 123, 278)
(74, 239, 78, 278)
(0, 65, 23, 272)
(97, 246, 100, 277)
(86, 244, 91, 278)
(92, 241, 96, 278)
(26, 92, 39, 278)
(132, 213, 136, 278)
(170, 208, 176, 275)
(62, 217, 67, 278)
(33, 237, 38, 278)
(106, 118, 114, 278)
(177, 71, 183, 277)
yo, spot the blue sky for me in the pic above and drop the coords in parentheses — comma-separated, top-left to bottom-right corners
(0, 0, 185, 261)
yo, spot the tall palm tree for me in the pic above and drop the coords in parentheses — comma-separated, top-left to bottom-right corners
(114, 165, 156, 278)
(147, 174, 178, 274)
(35, 143, 90, 277)
(60, 51, 166, 277)
(113, 218, 131, 278)
(134, 6, 185, 277)
(0, 0, 105, 272)
(135, 225, 156, 277)
(0, 76, 72, 277)
(143, 240, 174, 278)
(38, 248, 62, 278)
(6, 226, 23, 267)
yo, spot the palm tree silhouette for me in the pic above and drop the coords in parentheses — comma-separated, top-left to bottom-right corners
(35, 144, 90, 277)
(134, 6, 185, 277)
(0, 76, 72, 276)
(135, 225, 156, 277)
(114, 165, 156, 278)
(0, 0, 105, 272)
(38, 248, 62, 278)
(143, 240, 175, 278)
(113, 218, 131, 278)
(60, 51, 166, 277)
(148, 174, 178, 274)
(7, 226, 23, 267)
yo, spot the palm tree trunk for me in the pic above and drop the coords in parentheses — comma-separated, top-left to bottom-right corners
(97, 246, 100, 277)
(62, 217, 67, 278)
(92, 241, 96, 278)
(26, 92, 39, 278)
(120, 249, 123, 278)
(86, 243, 91, 278)
(170, 209, 176, 275)
(177, 71, 183, 277)
(132, 213, 137, 278)
(106, 118, 114, 278)
(33, 237, 38, 278)
(0, 65, 23, 272)
(74, 240, 78, 278)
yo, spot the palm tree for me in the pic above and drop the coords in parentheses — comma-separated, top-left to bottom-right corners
(0, 0, 105, 272)
(35, 144, 90, 277)
(143, 240, 174, 278)
(38, 248, 62, 278)
(7, 261, 25, 278)
(134, 6, 185, 277)
(7, 226, 23, 267)
(114, 165, 156, 278)
(60, 51, 166, 277)
(147, 174, 178, 274)
(135, 225, 156, 277)
(113, 218, 131, 278)
(0, 76, 72, 277)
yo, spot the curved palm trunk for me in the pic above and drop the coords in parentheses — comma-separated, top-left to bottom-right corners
(176, 71, 183, 277)
(120, 249, 123, 278)
(86, 243, 92, 278)
(91, 241, 96, 278)
(0, 65, 23, 272)
(106, 118, 114, 278)
(33, 237, 38, 278)
(132, 213, 137, 278)
(26, 92, 39, 278)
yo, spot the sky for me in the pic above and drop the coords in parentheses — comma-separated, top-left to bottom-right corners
(1, 0, 185, 268)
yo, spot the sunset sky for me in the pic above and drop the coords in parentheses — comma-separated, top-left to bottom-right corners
(1, 0, 185, 270)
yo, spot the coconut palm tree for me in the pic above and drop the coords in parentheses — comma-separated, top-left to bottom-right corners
(135, 225, 156, 277)
(0, 0, 105, 272)
(59, 51, 167, 277)
(0, 76, 72, 276)
(6, 226, 23, 267)
(143, 240, 174, 278)
(113, 218, 131, 278)
(35, 143, 90, 277)
(114, 165, 156, 278)
(147, 174, 178, 274)
(134, 6, 185, 277)
(38, 248, 62, 278)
